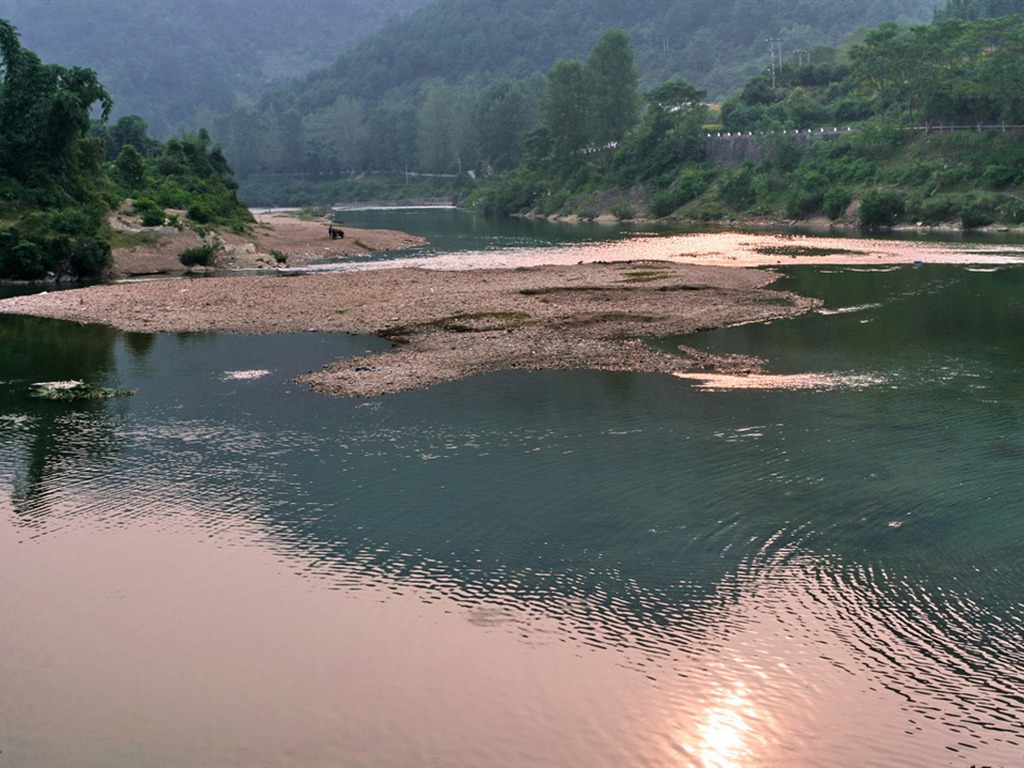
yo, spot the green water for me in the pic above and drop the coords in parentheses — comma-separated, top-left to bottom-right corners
(2, 215, 1023, 767)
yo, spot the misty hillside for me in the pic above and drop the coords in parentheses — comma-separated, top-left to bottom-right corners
(213, 0, 941, 182)
(296, 0, 941, 105)
(0, 0, 429, 136)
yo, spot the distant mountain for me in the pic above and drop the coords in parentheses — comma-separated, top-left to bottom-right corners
(936, 0, 1024, 18)
(298, 0, 942, 105)
(217, 0, 942, 181)
(0, 0, 430, 136)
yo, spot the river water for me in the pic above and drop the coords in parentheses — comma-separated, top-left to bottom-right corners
(2, 210, 1023, 767)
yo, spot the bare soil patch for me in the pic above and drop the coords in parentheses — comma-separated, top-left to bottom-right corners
(108, 209, 425, 278)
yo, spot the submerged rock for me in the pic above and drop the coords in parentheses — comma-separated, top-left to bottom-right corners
(30, 380, 136, 401)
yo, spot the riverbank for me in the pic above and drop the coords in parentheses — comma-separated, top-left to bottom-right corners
(109, 210, 425, 278)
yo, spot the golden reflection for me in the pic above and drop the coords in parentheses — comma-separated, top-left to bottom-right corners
(673, 370, 885, 391)
(692, 687, 758, 768)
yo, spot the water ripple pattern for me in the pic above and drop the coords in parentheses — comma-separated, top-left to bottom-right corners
(3, 255, 1024, 765)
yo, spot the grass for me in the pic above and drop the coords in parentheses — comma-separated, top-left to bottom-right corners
(391, 311, 533, 335)
(108, 230, 161, 249)
(618, 268, 675, 283)
(753, 245, 865, 257)
(435, 311, 532, 332)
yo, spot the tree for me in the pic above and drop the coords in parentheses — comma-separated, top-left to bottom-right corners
(114, 144, 146, 190)
(474, 79, 538, 172)
(584, 29, 639, 147)
(107, 115, 159, 158)
(0, 19, 113, 279)
(612, 78, 707, 183)
(415, 80, 477, 173)
(542, 59, 588, 169)
(303, 94, 366, 171)
(0, 19, 112, 191)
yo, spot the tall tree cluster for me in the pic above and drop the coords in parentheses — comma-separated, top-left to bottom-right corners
(0, 19, 114, 279)
(0, 19, 251, 280)
(936, 0, 1024, 20)
(0, 19, 111, 200)
(541, 29, 640, 168)
(850, 16, 1024, 126)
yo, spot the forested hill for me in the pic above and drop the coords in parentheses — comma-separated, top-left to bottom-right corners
(216, 0, 939, 183)
(0, 0, 429, 137)
(937, 0, 1024, 18)
(304, 0, 938, 104)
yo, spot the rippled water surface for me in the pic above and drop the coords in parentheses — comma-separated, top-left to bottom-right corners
(2, 217, 1024, 766)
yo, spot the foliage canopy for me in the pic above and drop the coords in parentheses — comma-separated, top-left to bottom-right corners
(0, 19, 250, 280)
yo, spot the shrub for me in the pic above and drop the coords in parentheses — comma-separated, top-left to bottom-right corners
(959, 204, 993, 230)
(785, 188, 823, 219)
(983, 164, 1017, 188)
(610, 203, 635, 221)
(678, 198, 727, 221)
(649, 169, 711, 218)
(178, 241, 219, 267)
(718, 164, 756, 210)
(823, 186, 852, 219)
(186, 202, 213, 224)
(141, 209, 166, 227)
(0, 236, 46, 280)
(914, 196, 956, 225)
(48, 207, 99, 236)
(132, 198, 166, 227)
(858, 189, 905, 228)
(539, 190, 569, 216)
(57, 237, 112, 279)
(0, 229, 111, 280)
(893, 160, 934, 187)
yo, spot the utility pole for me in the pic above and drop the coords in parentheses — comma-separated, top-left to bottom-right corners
(766, 37, 779, 88)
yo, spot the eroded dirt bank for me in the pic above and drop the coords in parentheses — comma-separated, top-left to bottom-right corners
(109, 209, 425, 277)
(0, 262, 817, 397)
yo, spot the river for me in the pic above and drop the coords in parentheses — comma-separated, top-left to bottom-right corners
(1, 210, 1022, 767)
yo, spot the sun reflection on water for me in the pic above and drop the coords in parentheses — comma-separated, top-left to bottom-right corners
(694, 688, 756, 767)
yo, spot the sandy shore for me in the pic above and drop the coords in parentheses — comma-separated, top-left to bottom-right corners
(4, 213, 1022, 397)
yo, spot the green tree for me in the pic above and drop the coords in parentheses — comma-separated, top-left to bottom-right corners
(474, 79, 537, 172)
(584, 29, 640, 148)
(114, 144, 146, 190)
(0, 19, 112, 192)
(303, 95, 366, 171)
(416, 80, 477, 173)
(107, 115, 160, 158)
(613, 78, 707, 182)
(542, 58, 588, 169)
(0, 19, 113, 279)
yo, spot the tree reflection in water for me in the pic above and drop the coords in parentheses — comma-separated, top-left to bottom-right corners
(0, 315, 146, 522)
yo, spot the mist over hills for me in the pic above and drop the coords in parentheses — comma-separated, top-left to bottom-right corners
(209, 0, 941, 181)
(0, 0, 429, 136)
(0, 0, 953, 187)
(306, 0, 941, 104)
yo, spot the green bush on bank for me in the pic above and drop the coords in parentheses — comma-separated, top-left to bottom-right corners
(178, 241, 220, 267)
(0, 226, 112, 281)
(859, 190, 905, 228)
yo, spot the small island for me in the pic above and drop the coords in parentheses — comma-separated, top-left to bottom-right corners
(6, 216, 1022, 397)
